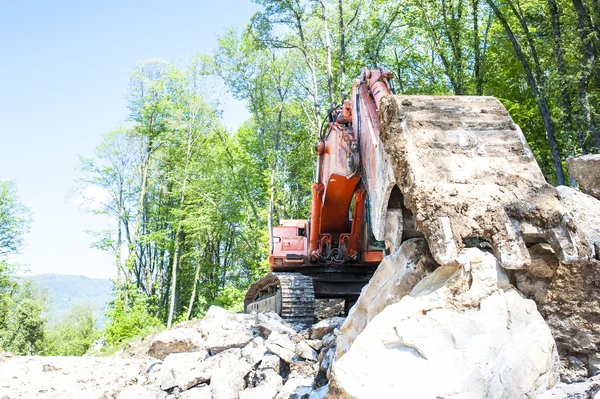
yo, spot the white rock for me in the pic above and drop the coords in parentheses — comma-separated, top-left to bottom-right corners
(240, 368, 283, 399)
(258, 353, 281, 373)
(179, 385, 211, 399)
(117, 385, 166, 399)
(305, 339, 323, 351)
(336, 239, 430, 358)
(256, 313, 298, 337)
(148, 328, 208, 360)
(267, 331, 296, 352)
(158, 351, 210, 390)
(160, 348, 248, 392)
(295, 341, 318, 361)
(198, 306, 255, 355)
(310, 317, 345, 340)
(330, 249, 559, 399)
(208, 350, 254, 399)
(242, 337, 266, 367)
(275, 374, 314, 399)
(266, 342, 297, 364)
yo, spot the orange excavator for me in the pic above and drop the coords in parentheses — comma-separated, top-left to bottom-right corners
(244, 68, 405, 324)
(245, 66, 590, 325)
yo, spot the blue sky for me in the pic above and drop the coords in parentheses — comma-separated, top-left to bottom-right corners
(0, 0, 257, 279)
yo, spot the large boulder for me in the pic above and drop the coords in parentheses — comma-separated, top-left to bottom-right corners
(329, 248, 559, 399)
(159, 348, 251, 392)
(336, 239, 433, 358)
(566, 154, 600, 199)
(197, 306, 255, 355)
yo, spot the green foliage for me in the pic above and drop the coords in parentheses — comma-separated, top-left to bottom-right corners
(0, 281, 47, 355)
(43, 304, 98, 356)
(0, 259, 17, 328)
(0, 179, 31, 257)
(103, 289, 163, 346)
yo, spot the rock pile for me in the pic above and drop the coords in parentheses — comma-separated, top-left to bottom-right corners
(117, 306, 344, 399)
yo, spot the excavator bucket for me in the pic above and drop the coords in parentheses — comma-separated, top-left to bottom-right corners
(370, 94, 589, 269)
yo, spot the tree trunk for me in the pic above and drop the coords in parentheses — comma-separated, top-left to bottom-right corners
(393, 49, 405, 93)
(167, 122, 195, 328)
(124, 142, 152, 310)
(487, 0, 565, 185)
(548, 0, 586, 155)
(472, 0, 483, 95)
(572, 0, 600, 150)
(186, 252, 202, 321)
(338, 0, 347, 100)
(320, 0, 335, 109)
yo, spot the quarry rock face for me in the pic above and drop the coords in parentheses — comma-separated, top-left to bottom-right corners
(329, 249, 560, 399)
(567, 154, 600, 199)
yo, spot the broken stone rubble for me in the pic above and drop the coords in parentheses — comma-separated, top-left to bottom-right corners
(139, 306, 338, 399)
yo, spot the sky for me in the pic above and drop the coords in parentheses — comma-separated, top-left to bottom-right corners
(0, 0, 257, 279)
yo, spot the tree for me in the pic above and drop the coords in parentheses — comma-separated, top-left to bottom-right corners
(43, 304, 97, 356)
(0, 179, 31, 257)
(0, 281, 47, 355)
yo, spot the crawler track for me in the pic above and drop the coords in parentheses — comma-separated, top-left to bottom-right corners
(244, 272, 315, 326)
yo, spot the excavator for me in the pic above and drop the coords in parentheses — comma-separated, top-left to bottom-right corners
(243, 68, 409, 325)
(244, 67, 580, 325)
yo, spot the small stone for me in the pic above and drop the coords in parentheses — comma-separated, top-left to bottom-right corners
(305, 339, 323, 351)
(258, 354, 281, 373)
(294, 341, 318, 361)
(266, 343, 297, 364)
(242, 337, 266, 367)
(310, 317, 345, 340)
(240, 369, 283, 399)
(267, 331, 296, 352)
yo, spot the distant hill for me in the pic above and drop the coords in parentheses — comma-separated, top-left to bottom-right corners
(26, 274, 114, 328)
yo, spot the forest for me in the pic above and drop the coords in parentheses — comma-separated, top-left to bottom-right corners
(1, 0, 598, 353)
